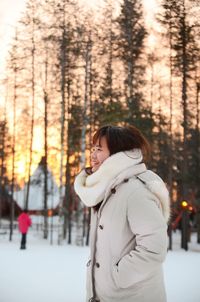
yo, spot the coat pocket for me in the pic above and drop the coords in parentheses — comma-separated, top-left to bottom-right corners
(111, 260, 144, 290)
(111, 263, 122, 288)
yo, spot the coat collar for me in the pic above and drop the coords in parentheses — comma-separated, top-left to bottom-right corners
(74, 149, 146, 207)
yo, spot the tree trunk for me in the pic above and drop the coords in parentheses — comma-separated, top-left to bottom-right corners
(168, 14, 174, 250)
(181, 3, 188, 199)
(43, 95, 48, 238)
(9, 31, 18, 241)
(58, 17, 67, 245)
(0, 99, 7, 228)
(43, 48, 50, 239)
(75, 35, 92, 246)
(65, 45, 72, 243)
(195, 81, 200, 185)
(25, 12, 36, 211)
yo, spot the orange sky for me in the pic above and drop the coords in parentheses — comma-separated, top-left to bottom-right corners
(0, 0, 157, 83)
(0, 0, 158, 184)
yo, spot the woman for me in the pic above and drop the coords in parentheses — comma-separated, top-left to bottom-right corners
(74, 125, 170, 302)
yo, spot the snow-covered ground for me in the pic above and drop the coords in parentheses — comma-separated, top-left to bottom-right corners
(0, 228, 200, 302)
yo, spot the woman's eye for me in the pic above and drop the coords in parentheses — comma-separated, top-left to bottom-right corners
(92, 147, 102, 152)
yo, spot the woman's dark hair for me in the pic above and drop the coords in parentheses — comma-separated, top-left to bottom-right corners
(93, 125, 150, 161)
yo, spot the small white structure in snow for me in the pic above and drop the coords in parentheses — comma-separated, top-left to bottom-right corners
(14, 158, 61, 211)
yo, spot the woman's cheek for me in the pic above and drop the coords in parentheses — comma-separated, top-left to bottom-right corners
(99, 158, 107, 165)
(98, 156, 104, 164)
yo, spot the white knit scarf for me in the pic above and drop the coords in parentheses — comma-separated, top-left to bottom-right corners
(74, 149, 147, 207)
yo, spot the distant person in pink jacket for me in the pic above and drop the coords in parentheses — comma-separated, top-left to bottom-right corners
(18, 210, 32, 250)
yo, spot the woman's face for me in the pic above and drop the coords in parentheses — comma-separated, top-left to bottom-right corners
(91, 136, 110, 172)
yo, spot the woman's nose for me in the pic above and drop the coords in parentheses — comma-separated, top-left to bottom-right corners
(91, 150, 97, 159)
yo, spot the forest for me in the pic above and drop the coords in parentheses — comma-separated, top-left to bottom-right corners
(0, 0, 199, 244)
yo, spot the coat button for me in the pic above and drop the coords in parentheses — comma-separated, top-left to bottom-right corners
(86, 260, 91, 267)
(96, 262, 100, 268)
(111, 188, 116, 194)
(99, 224, 104, 230)
(124, 178, 129, 183)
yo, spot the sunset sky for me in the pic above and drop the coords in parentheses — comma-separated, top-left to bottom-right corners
(0, 0, 157, 86)
(0, 0, 99, 79)
(0, 0, 158, 184)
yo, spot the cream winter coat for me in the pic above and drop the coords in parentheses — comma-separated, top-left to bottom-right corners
(74, 150, 170, 302)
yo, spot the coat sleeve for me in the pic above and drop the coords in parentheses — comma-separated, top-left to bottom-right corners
(112, 186, 168, 289)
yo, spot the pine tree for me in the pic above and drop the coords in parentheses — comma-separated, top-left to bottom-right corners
(117, 0, 146, 119)
(97, 0, 125, 125)
(43, 52, 49, 239)
(158, 0, 176, 200)
(159, 0, 199, 201)
(18, 0, 41, 210)
(6, 29, 21, 241)
(0, 114, 11, 227)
